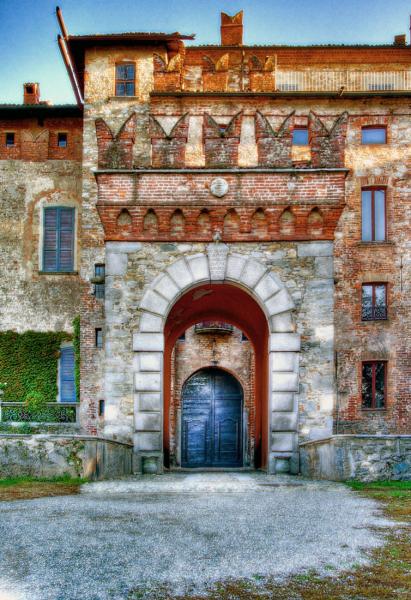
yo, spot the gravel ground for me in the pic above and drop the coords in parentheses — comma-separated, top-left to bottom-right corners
(0, 472, 394, 600)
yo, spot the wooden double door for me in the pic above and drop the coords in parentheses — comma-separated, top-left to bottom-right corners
(181, 368, 243, 468)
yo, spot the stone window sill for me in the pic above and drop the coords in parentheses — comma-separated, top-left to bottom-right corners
(360, 408, 387, 412)
(38, 271, 78, 276)
(356, 241, 394, 247)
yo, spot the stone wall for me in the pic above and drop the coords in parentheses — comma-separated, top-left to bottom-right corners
(104, 239, 335, 473)
(300, 435, 411, 481)
(0, 434, 133, 480)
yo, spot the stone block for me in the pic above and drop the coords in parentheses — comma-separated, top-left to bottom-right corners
(297, 241, 333, 257)
(135, 372, 161, 392)
(134, 352, 162, 372)
(167, 259, 193, 289)
(271, 432, 295, 452)
(254, 273, 282, 302)
(271, 372, 299, 392)
(271, 411, 298, 431)
(315, 256, 334, 278)
(187, 254, 210, 281)
(271, 392, 294, 411)
(271, 352, 298, 372)
(133, 333, 164, 352)
(266, 289, 295, 316)
(270, 333, 301, 352)
(225, 254, 247, 281)
(152, 274, 180, 302)
(240, 259, 267, 288)
(106, 242, 142, 253)
(134, 432, 162, 452)
(106, 252, 128, 276)
(135, 412, 161, 432)
(271, 312, 294, 333)
(139, 290, 169, 316)
(139, 312, 163, 333)
(136, 393, 161, 412)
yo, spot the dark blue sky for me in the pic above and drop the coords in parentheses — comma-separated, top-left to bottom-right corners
(0, 0, 409, 104)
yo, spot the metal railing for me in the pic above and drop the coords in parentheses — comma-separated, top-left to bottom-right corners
(361, 306, 388, 321)
(0, 401, 78, 424)
(275, 70, 411, 92)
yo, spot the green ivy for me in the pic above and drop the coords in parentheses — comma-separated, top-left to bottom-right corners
(0, 330, 71, 404)
(72, 316, 80, 402)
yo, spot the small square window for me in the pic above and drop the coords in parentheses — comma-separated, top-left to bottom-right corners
(58, 132, 68, 148)
(361, 127, 386, 144)
(362, 361, 386, 409)
(362, 284, 387, 321)
(115, 63, 135, 97)
(95, 328, 103, 348)
(292, 128, 309, 145)
(6, 132, 15, 147)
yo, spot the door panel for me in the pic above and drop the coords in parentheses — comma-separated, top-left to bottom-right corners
(181, 368, 243, 468)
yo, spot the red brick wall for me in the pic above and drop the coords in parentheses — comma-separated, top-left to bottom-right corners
(0, 118, 82, 161)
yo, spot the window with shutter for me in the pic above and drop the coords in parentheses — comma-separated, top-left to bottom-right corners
(43, 207, 75, 272)
(59, 346, 76, 403)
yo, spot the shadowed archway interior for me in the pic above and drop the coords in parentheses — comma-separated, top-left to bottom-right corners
(164, 283, 269, 469)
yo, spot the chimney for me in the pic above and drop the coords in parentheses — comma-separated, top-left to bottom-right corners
(394, 34, 406, 46)
(23, 83, 41, 104)
(220, 11, 243, 46)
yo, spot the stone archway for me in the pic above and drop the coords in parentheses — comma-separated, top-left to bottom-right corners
(132, 244, 300, 474)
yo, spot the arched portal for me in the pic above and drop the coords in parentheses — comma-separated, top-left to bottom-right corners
(181, 367, 244, 468)
(131, 248, 301, 474)
(164, 282, 269, 468)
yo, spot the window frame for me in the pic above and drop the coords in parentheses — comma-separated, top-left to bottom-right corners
(58, 345, 77, 404)
(115, 62, 136, 97)
(95, 328, 103, 349)
(57, 132, 68, 148)
(292, 126, 309, 146)
(94, 264, 105, 299)
(361, 126, 387, 145)
(361, 360, 387, 410)
(361, 282, 388, 321)
(361, 186, 387, 242)
(42, 206, 76, 273)
(5, 132, 15, 148)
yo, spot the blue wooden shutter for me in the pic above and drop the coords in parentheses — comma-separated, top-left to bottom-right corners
(43, 207, 74, 272)
(43, 208, 58, 271)
(60, 346, 76, 403)
(58, 208, 75, 271)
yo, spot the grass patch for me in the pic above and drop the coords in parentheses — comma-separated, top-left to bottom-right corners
(128, 480, 411, 600)
(0, 474, 87, 501)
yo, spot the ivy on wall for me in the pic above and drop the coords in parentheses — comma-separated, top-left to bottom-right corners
(0, 318, 81, 423)
(0, 331, 71, 403)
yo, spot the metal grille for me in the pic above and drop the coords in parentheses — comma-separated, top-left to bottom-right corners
(362, 305, 388, 321)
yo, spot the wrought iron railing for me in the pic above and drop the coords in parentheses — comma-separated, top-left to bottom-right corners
(275, 70, 411, 92)
(194, 321, 234, 334)
(0, 402, 78, 423)
(362, 306, 388, 321)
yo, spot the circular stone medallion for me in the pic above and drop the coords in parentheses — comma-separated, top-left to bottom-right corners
(210, 177, 229, 198)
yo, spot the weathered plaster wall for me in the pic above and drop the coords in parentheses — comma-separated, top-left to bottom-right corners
(0, 160, 82, 333)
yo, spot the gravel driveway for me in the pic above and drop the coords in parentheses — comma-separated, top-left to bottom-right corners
(0, 472, 393, 600)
